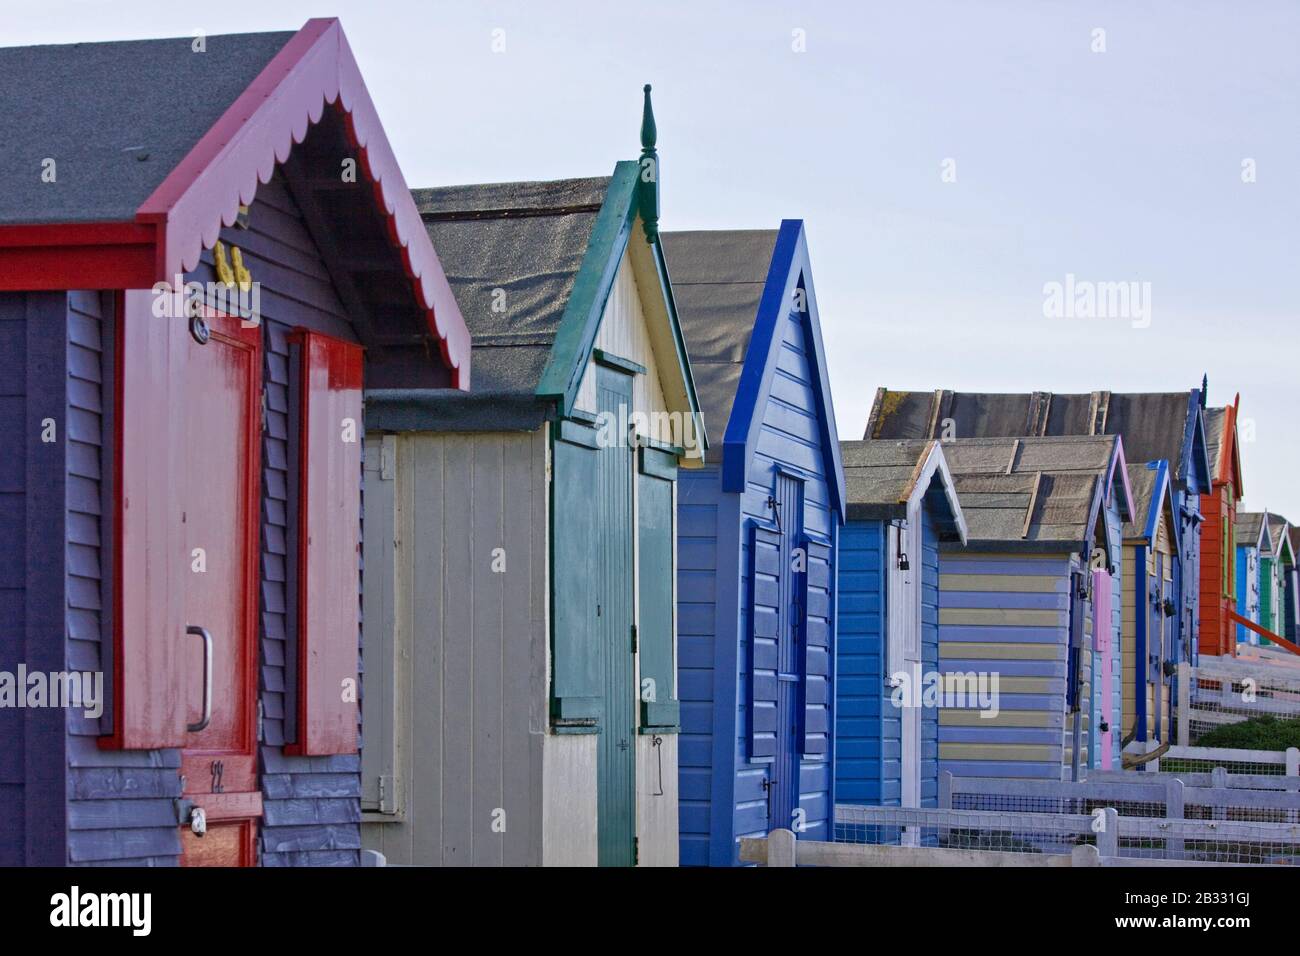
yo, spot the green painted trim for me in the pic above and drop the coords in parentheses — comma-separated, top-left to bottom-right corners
(557, 419, 599, 448)
(568, 408, 599, 426)
(593, 348, 646, 376)
(641, 436, 686, 458)
(647, 236, 707, 452)
(638, 724, 680, 736)
(639, 446, 678, 481)
(639, 699, 680, 728)
(536, 161, 639, 413)
(554, 724, 600, 735)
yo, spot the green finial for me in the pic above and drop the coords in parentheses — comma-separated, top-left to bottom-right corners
(638, 83, 660, 243)
(640, 84, 657, 153)
(1201, 374, 1209, 407)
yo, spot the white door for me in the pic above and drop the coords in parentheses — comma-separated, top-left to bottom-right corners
(889, 519, 922, 840)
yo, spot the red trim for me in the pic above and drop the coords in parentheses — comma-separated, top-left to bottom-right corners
(0, 223, 154, 290)
(137, 17, 470, 388)
(1227, 610, 1300, 657)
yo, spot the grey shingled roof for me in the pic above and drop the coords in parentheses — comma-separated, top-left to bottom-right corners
(940, 436, 1120, 550)
(1204, 406, 1229, 480)
(867, 389, 1195, 480)
(1236, 511, 1268, 549)
(839, 439, 964, 537)
(1123, 463, 1161, 540)
(411, 177, 610, 397)
(660, 230, 778, 440)
(0, 31, 293, 225)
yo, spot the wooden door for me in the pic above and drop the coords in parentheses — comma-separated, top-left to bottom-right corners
(900, 517, 922, 811)
(1092, 570, 1112, 769)
(179, 311, 262, 866)
(595, 366, 636, 866)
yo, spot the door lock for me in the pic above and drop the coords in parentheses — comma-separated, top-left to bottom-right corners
(189, 806, 207, 837)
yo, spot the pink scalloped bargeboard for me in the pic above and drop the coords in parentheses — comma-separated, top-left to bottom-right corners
(136, 18, 470, 389)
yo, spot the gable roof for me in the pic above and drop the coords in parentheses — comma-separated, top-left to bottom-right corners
(0, 18, 470, 385)
(663, 221, 844, 514)
(1123, 460, 1180, 551)
(839, 439, 966, 540)
(1237, 511, 1272, 552)
(413, 177, 609, 396)
(939, 435, 1133, 553)
(1204, 399, 1244, 496)
(1268, 515, 1294, 564)
(661, 229, 777, 441)
(865, 389, 1211, 491)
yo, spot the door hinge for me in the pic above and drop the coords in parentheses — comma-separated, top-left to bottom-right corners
(378, 774, 397, 815)
(631, 623, 638, 653)
(633, 837, 639, 866)
(380, 434, 396, 481)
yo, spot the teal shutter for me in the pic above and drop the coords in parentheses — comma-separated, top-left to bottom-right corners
(637, 447, 679, 728)
(801, 537, 833, 756)
(551, 421, 601, 728)
(749, 524, 783, 761)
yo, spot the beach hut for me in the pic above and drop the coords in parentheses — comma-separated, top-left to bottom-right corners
(0, 19, 470, 866)
(1121, 461, 1181, 753)
(834, 440, 966, 814)
(1199, 401, 1244, 657)
(1234, 511, 1272, 646)
(659, 224, 845, 866)
(359, 90, 702, 867)
(1263, 515, 1292, 640)
(1287, 528, 1300, 644)
(935, 436, 1134, 780)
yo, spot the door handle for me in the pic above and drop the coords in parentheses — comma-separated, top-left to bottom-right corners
(186, 625, 213, 733)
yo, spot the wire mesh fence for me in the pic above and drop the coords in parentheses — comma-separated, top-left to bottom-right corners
(1188, 663, 1300, 744)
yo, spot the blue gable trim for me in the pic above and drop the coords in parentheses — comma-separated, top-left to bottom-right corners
(720, 220, 845, 520)
(1182, 392, 1212, 494)
(1142, 459, 1182, 555)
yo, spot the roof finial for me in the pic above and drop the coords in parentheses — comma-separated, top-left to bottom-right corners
(638, 84, 660, 243)
(1201, 373, 1208, 407)
(640, 84, 657, 153)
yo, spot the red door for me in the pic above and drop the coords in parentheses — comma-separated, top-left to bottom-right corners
(179, 310, 263, 866)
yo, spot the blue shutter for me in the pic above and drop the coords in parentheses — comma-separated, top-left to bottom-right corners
(748, 524, 782, 761)
(801, 537, 833, 756)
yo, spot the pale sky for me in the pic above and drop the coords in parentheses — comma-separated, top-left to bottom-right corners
(6, 0, 1297, 519)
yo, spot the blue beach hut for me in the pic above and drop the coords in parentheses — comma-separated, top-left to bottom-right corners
(663, 224, 845, 866)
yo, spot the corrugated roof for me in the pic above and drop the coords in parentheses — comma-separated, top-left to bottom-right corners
(660, 230, 777, 440)
(0, 31, 293, 225)
(412, 177, 610, 397)
(867, 389, 1195, 479)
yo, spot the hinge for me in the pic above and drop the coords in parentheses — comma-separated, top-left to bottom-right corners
(631, 623, 638, 653)
(257, 699, 264, 743)
(633, 837, 639, 866)
(380, 434, 396, 481)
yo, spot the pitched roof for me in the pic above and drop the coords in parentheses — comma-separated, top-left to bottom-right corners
(865, 389, 1208, 487)
(0, 31, 292, 226)
(839, 439, 965, 539)
(1236, 511, 1270, 550)
(413, 177, 609, 396)
(1124, 462, 1161, 540)
(661, 229, 777, 441)
(1268, 515, 1293, 563)
(938, 435, 1131, 551)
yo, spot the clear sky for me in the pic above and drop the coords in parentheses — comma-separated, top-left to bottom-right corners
(6, 1, 1297, 519)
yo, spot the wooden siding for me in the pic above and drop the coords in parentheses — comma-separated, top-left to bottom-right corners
(676, 465, 728, 866)
(938, 552, 1073, 780)
(574, 253, 673, 443)
(360, 429, 549, 865)
(835, 510, 942, 808)
(1199, 486, 1235, 656)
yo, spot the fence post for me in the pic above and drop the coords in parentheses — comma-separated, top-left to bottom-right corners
(1177, 662, 1191, 746)
(1072, 844, 1101, 867)
(1165, 778, 1185, 860)
(768, 828, 796, 867)
(1096, 807, 1119, 860)
(938, 771, 953, 844)
(1210, 767, 1229, 822)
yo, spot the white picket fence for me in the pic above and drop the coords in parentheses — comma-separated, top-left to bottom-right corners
(1180, 658, 1300, 744)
